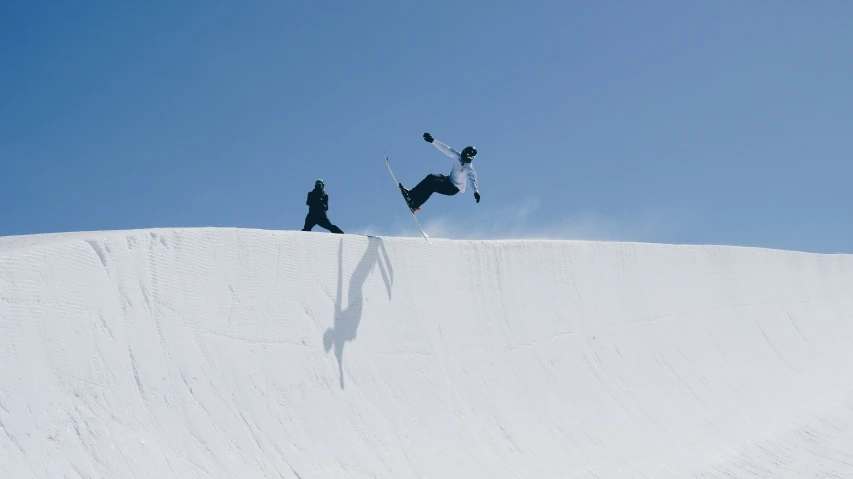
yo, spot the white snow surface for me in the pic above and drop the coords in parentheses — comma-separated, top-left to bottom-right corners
(2, 227, 853, 478)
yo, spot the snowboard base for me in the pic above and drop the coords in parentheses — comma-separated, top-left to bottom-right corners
(384, 152, 431, 244)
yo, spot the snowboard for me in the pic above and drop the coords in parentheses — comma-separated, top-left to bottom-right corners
(384, 152, 431, 244)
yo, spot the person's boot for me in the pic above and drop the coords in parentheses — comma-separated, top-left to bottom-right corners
(398, 184, 420, 211)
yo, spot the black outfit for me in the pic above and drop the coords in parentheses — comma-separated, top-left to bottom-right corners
(303, 188, 343, 234)
(406, 174, 459, 209)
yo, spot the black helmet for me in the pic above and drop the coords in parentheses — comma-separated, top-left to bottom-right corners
(461, 146, 477, 160)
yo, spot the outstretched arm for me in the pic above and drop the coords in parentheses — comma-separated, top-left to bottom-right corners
(432, 140, 460, 159)
(423, 132, 459, 159)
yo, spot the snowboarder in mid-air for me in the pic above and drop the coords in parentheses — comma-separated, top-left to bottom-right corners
(398, 133, 481, 212)
(302, 179, 344, 234)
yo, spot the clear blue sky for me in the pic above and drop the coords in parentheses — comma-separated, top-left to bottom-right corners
(2, 1, 852, 252)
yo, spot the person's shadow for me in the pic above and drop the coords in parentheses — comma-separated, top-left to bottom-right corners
(323, 237, 393, 389)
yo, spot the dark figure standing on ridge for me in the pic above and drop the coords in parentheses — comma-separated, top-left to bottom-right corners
(302, 179, 344, 234)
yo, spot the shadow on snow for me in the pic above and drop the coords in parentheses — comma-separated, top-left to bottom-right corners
(323, 237, 393, 389)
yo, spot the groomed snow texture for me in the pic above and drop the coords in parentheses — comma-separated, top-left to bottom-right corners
(1, 228, 853, 478)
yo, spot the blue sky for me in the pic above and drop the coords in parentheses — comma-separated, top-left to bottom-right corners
(2, 1, 852, 252)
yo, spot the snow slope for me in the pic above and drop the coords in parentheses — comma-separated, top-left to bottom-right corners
(1, 228, 853, 478)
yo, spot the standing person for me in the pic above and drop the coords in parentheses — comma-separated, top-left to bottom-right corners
(398, 132, 481, 212)
(302, 179, 344, 234)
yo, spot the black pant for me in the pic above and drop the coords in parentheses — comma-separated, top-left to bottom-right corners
(303, 212, 343, 234)
(408, 174, 459, 209)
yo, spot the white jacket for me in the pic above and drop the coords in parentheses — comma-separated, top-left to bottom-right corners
(431, 140, 480, 194)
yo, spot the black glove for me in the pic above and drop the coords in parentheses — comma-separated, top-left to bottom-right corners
(474, 192, 481, 203)
(423, 132, 434, 143)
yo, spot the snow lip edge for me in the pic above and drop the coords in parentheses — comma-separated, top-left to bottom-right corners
(1, 226, 849, 257)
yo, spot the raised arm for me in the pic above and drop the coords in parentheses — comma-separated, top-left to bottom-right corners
(432, 139, 460, 159)
(423, 132, 459, 159)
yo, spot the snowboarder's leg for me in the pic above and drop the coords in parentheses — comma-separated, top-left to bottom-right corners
(316, 215, 344, 234)
(407, 174, 459, 209)
(433, 175, 461, 196)
(302, 214, 317, 231)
